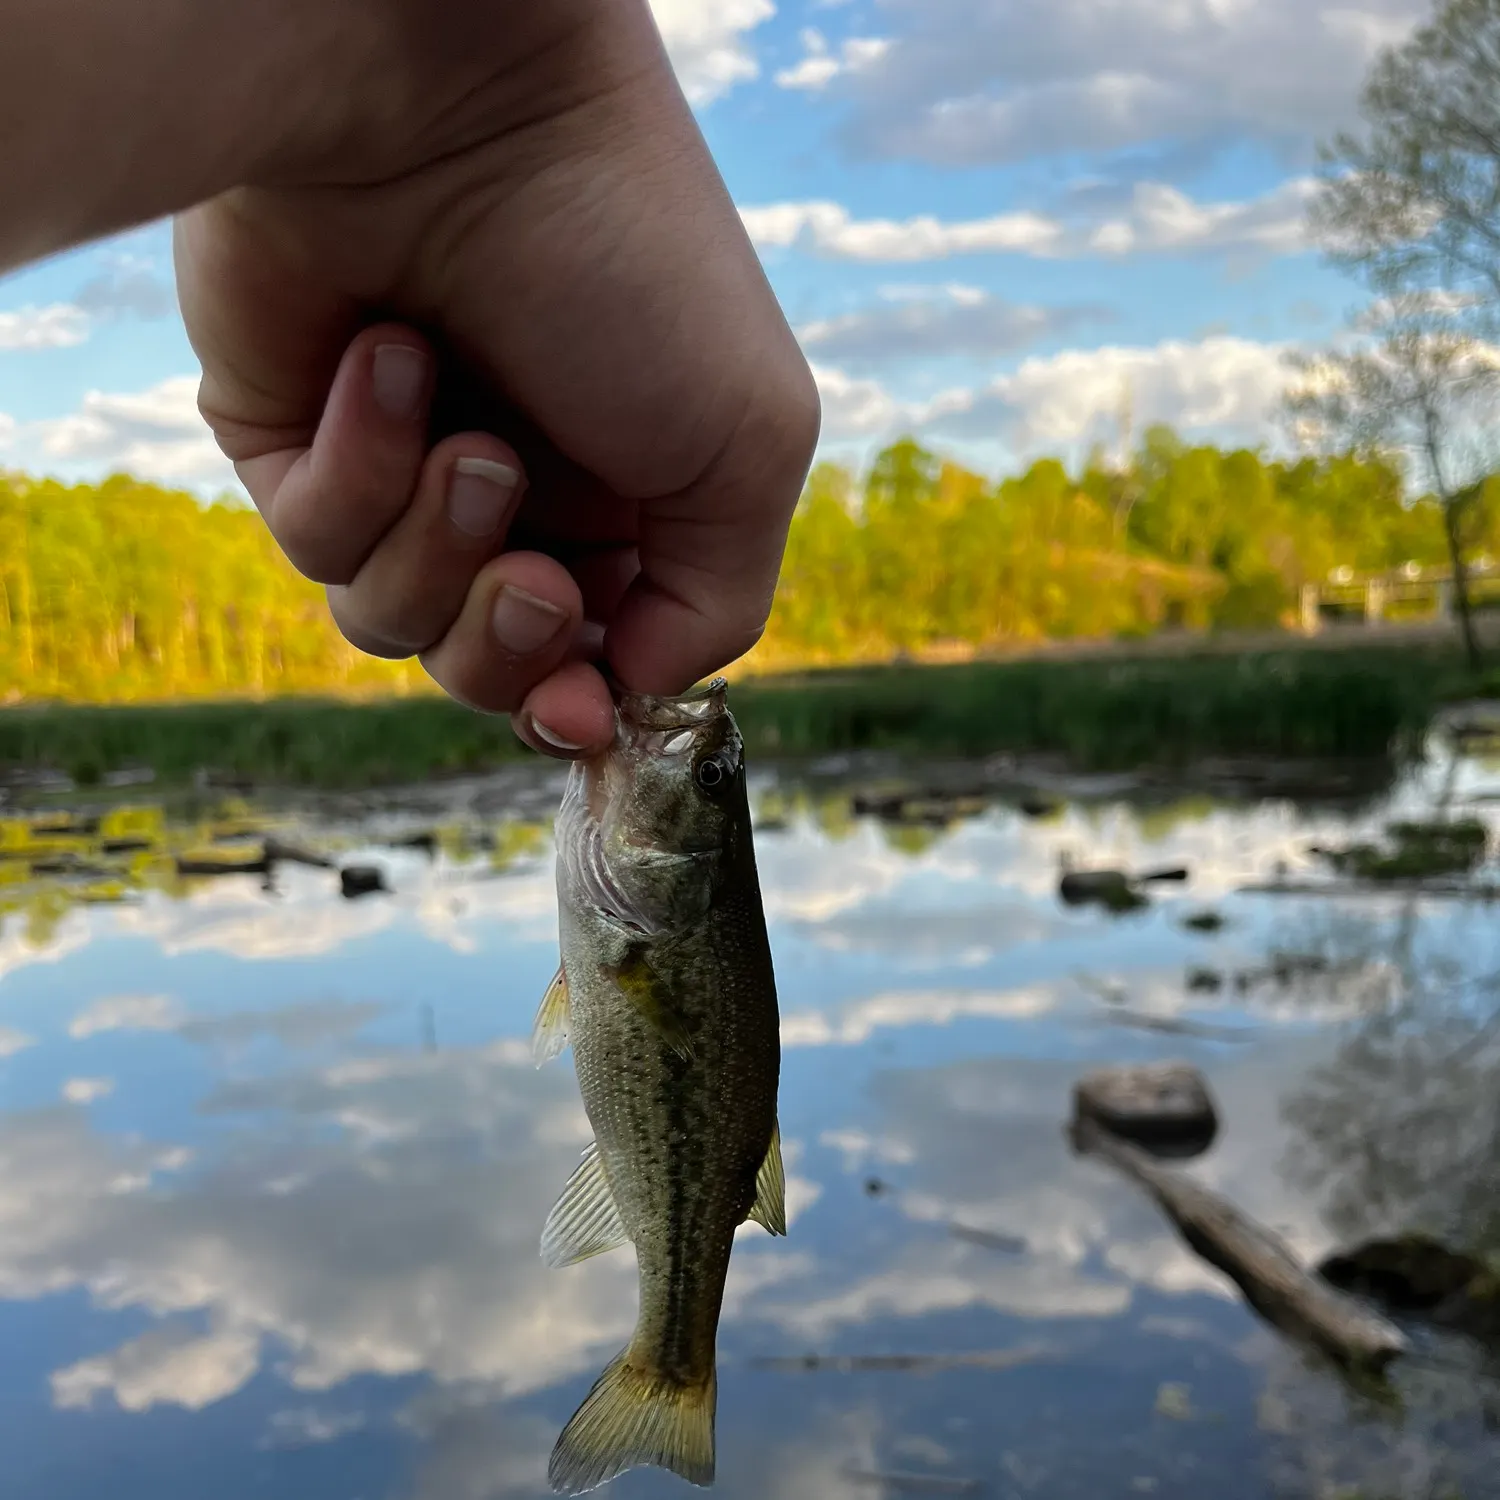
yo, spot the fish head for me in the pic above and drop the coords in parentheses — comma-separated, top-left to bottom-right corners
(559, 678, 746, 936)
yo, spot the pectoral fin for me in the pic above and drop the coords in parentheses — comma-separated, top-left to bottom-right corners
(745, 1122, 787, 1237)
(605, 949, 696, 1062)
(541, 1141, 630, 1269)
(531, 964, 571, 1066)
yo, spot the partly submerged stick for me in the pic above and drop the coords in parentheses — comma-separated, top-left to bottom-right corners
(1074, 1116, 1406, 1370)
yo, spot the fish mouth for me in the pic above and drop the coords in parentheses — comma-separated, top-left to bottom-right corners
(617, 677, 729, 734)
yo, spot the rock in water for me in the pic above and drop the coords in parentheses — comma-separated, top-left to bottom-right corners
(1073, 1062, 1218, 1158)
(340, 865, 390, 899)
(1058, 869, 1149, 914)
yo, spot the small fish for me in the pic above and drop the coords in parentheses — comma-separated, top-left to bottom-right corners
(535, 678, 783, 1495)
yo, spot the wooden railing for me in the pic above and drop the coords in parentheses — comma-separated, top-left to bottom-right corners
(1300, 562, 1500, 631)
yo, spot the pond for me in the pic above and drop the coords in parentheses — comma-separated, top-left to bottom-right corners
(1, 745, 1498, 1500)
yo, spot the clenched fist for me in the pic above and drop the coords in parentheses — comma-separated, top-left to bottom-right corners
(3, 0, 819, 754)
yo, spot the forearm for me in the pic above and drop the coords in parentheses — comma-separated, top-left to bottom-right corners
(0, 0, 339, 271)
(0, 0, 623, 276)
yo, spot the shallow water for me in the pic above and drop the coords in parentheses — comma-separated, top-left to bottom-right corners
(2, 748, 1499, 1500)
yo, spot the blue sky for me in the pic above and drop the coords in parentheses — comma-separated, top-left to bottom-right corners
(0, 0, 1430, 493)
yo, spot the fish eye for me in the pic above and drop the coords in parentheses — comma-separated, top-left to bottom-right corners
(695, 755, 730, 792)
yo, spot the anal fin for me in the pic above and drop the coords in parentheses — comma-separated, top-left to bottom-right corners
(532, 964, 571, 1066)
(745, 1121, 787, 1236)
(541, 1141, 630, 1269)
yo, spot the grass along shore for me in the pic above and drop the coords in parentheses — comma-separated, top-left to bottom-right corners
(0, 640, 1492, 794)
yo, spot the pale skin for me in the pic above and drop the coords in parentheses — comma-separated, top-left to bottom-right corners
(0, 0, 820, 756)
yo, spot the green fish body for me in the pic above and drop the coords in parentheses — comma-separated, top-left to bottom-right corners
(535, 679, 783, 1495)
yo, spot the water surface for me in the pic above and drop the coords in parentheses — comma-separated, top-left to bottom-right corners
(2, 750, 1499, 1500)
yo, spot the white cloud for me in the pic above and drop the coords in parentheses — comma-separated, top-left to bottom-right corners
(261, 1406, 366, 1449)
(807, 362, 915, 439)
(650, 0, 777, 104)
(62, 1077, 115, 1105)
(742, 177, 1316, 264)
(775, 27, 890, 90)
(29, 375, 232, 489)
(0, 1026, 36, 1059)
(69, 993, 181, 1039)
(742, 200, 1064, 261)
(782, 986, 1055, 1048)
(812, 334, 1295, 449)
(797, 285, 1104, 365)
(52, 1325, 260, 1412)
(75, 260, 176, 320)
(0, 303, 89, 351)
(1084, 178, 1318, 257)
(838, 0, 1426, 165)
(0, 411, 13, 448)
(962, 334, 1295, 446)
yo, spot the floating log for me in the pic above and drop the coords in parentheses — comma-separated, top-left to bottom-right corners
(176, 852, 269, 878)
(1102, 1010, 1254, 1044)
(842, 1470, 983, 1495)
(750, 1345, 1049, 1375)
(948, 1224, 1027, 1254)
(263, 836, 334, 870)
(1074, 1116, 1406, 1371)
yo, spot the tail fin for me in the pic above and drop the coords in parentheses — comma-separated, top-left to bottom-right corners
(548, 1350, 716, 1495)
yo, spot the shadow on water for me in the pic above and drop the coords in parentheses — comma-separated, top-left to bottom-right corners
(0, 744, 1497, 1497)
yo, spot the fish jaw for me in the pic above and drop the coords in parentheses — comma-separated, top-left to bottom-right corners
(554, 684, 741, 938)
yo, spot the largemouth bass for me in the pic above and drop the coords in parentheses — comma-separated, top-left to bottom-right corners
(534, 677, 783, 1495)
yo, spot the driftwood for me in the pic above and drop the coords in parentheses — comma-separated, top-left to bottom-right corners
(176, 852, 270, 878)
(263, 836, 334, 870)
(1100, 1010, 1255, 1043)
(1239, 878, 1500, 900)
(1074, 1116, 1407, 1370)
(176, 836, 333, 879)
(751, 1345, 1049, 1375)
(948, 1223, 1027, 1254)
(842, 1471, 983, 1495)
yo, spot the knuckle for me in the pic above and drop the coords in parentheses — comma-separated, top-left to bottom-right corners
(327, 590, 418, 661)
(273, 506, 364, 587)
(775, 362, 823, 470)
(421, 641, 528, 716)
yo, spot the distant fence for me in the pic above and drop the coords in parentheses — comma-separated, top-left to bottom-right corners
(1300, 561, 1500, 632)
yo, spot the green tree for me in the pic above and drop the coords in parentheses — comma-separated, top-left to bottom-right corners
(1287, 305, 1500, 668)
(1313, 0, 1500, 336)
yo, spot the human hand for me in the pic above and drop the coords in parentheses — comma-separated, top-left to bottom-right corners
(172, 0, 819, 756)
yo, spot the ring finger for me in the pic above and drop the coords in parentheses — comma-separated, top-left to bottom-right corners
(327, 433, 528, 657)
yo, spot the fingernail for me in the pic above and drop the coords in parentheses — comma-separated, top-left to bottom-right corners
(529, 715, 587, 752)
(448, 457, 521, 537)
(492, 584, 568, 656)
(372, 343, 427, 420)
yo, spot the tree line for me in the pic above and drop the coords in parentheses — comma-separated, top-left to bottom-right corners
(0, 472, 429, 702)
(754, 432, 1499, 670)
(9, 0, 1500, 701)
(1, 437, 1494, 703)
